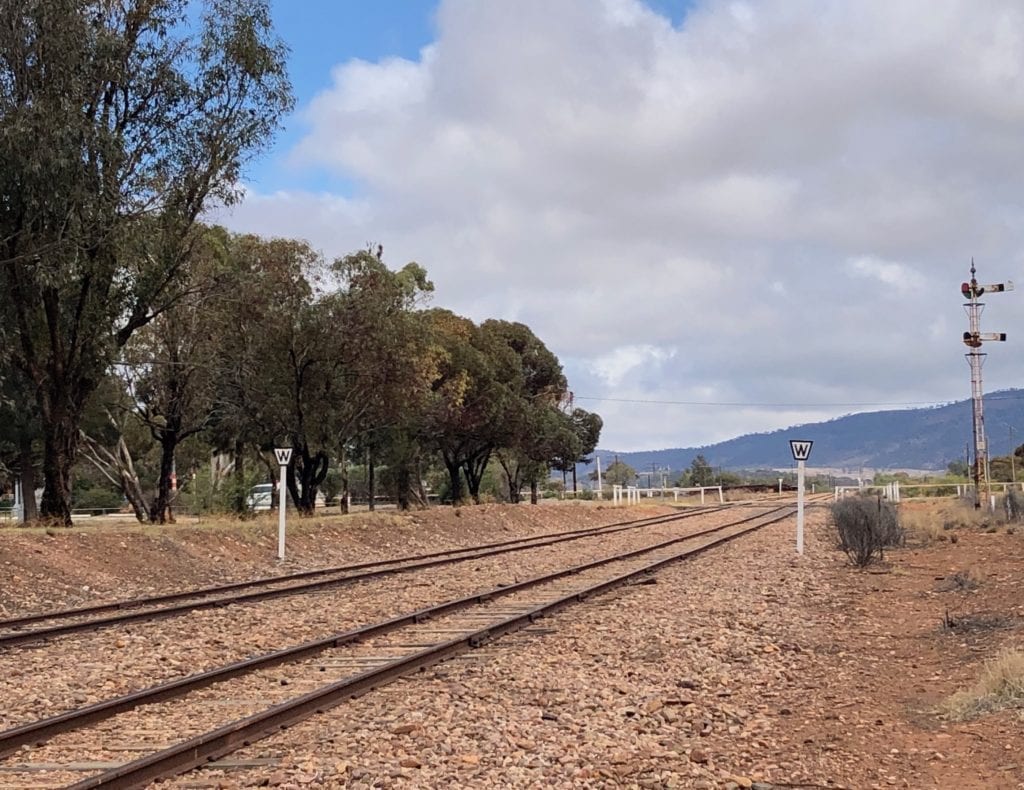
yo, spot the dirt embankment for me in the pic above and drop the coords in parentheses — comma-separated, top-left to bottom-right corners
(0, 502, 672, 617)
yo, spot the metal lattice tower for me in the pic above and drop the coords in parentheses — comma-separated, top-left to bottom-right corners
(961, 260, 1011, 508)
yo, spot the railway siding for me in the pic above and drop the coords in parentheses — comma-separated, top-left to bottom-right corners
(0, 507, 750, 732)
(0, 507, 790, 788)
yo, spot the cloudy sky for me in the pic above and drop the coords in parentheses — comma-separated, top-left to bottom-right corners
(218, 0, 1024, 453)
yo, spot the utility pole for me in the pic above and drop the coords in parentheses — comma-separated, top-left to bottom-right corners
(961, 260, 1012, 509)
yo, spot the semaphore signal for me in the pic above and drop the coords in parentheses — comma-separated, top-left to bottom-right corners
(961, 259, 1012, 509)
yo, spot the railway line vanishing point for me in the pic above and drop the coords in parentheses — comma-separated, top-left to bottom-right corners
(0, 502, 809, 789)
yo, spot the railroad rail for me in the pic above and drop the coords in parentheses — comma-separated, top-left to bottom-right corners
(0, 504, 793, 789)
(0, 506, 731, 650)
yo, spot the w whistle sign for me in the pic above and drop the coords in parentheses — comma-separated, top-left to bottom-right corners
(275, 448, 293, 466)
(789, 440, 813, 461)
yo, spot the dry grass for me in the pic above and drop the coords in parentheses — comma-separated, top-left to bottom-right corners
(906, 518, 950, 546)
(900, 499, 1011, 545)
(941, 648, 1024, 720)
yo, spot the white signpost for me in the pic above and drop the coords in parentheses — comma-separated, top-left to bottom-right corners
(789, 439, 813, 555)
(275, 447, 293, 561)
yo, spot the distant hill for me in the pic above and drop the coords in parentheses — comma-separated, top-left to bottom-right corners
(592, 389, 1024, 475)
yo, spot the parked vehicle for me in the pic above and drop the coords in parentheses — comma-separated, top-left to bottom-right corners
(247, 483, 326, 511)
(247, 483, 273, 511)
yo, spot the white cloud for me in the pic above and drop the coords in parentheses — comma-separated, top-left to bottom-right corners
(589, 344, 677, 387)
(224, 0, 1024, 451)
(846, 256, 926, 293)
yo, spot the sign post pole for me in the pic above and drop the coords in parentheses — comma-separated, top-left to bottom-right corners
(275, 448, 293, 561)
(796, 459, 805, 554)
(789, 440, 813, 555)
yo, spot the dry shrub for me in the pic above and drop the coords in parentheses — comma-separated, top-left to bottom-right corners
(936, 569, 981, 592)
(941, 611, 1012, 633)
(941, 649, 1024, 720)
(831, 495, 903, 567)
(951, 569, 981, 590)
(1005, 489, 1024, 522)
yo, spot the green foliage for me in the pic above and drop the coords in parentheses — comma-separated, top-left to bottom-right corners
(681, 454, 715, 487)
(988, 454, 1019, 483)
(603, 459, 636, 486)
(177, 461, 266, 515)
(71, 484, 123, 512)
(947, 459, 970, 478)
(0, 0, 293, 522)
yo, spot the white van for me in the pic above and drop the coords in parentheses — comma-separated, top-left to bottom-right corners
(247, 484, 325, 510)
(247, 483, 273, 511)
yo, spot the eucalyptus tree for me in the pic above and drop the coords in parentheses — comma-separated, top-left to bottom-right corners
(121, 228, 230, 522)
(423, 311, 507, 504)
(494, 405, 560, 504)
(603, 459, 637, 487)
(567, 407, 603, 491)
(481, 320, 568, 504)
(212, 241, 435, 516)
(336, 249, 436, 511)
(0, 0, 292, 524)
(210, 235, 326, 515)
(425, 317, 572, 505)
(77, 373, 153, 521)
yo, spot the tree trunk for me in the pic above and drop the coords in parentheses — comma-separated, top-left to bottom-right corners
(496, 453, 521, 504)
(18, 434, 38, 522)
(79, 431, 148, 522)
(31, 363, 96, 525)
(339, 446, 349, 514)
(415, 455, 428, 508)
(572, 464, 577, 493)
(233, 440, 246, 514)
(442, 453, 463, 506)
(463, 449, 491, 505)
(40, 416, 76, 526)
(287, 445, 328, 517)
(530, 480, 539, 505)
(367, 449, 375, 512)
(115, 437, 149, 522)
(149, 433, 178, 524)
(395, 460, 410, 511)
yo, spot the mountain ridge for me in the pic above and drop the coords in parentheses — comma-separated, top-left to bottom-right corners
(591, 390, 1024, 474)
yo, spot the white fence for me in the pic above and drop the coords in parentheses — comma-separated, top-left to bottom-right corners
(834, 481, 1024, 503)
(611, 484, 723, 506)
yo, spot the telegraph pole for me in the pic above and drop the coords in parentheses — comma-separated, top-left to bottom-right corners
(961, 260, 1012, 509)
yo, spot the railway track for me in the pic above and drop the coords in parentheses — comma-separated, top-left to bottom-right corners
(0, 506, 729, 650)
(0, 503, 793, 789)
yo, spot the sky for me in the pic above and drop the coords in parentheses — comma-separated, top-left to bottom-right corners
(216, 0, 1024, 453)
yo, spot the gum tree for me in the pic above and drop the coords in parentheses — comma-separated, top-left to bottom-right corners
(0, 0, 292, 523)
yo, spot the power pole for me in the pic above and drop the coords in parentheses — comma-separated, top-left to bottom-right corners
(961, 260, 1012, 509)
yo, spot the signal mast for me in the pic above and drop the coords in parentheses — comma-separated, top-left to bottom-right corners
(961, 260, 1012, 509)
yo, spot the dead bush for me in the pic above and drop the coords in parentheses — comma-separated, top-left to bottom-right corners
(831, 495, 903, 567)
(935, 569, 981, 592)
(941, 610, 1014, 633)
